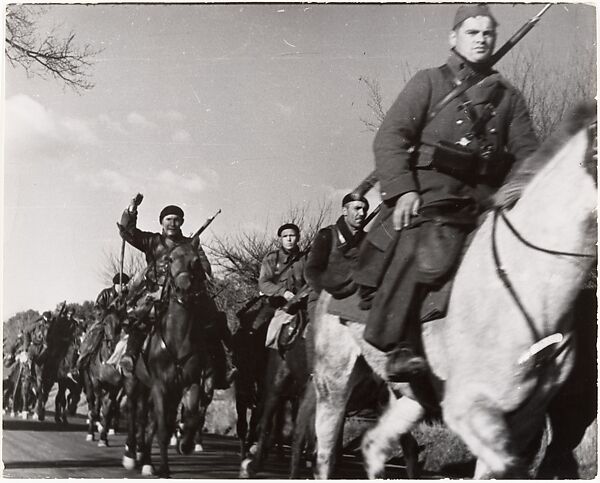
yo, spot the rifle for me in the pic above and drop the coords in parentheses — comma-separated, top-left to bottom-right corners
(192, 209, 222, 240)
(357, 4, 553, 195)
(57, 301, 67, 319)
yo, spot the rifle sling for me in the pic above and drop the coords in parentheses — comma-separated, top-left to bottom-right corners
(427, 66, 489, 123)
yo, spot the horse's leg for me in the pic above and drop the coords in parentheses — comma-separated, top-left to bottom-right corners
(178, 384, 200, 455)
(98, 387, 115, 447)
(122, 375, 138, 470)
(235, 391, 249, 459)
(240, 355, 292, 477)
(194, 381, 213, 453)
(290, 381, 316, 478)
(82, 371, 96, 441)
(34, 367, 45, 421)
(443, 392, 524, 478)
(54, 379, 66, 424)
(359, 392, 424, 479)
(150, 384, 172, 477)
(313, 346, 360, 478)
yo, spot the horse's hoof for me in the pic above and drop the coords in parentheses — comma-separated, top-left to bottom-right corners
(169, 435, 177, 447)
(96, 422, 103, 432)
(177, 440, 193, 456)
(10, 412, 15, 418)
(86, 434, 94, 442)
(108, 428, 116, 436)
(141, 464, 154, 476)
(20, 411, 28, 420)
(154, 466, 170, 478)
(98, 439, 107, 448)
(248, 443, 258, 456)
(86, 418, 90, 424)
(239, 458, 255, 478)
(122, 454, 136, 471)
(136, 452, 143, 462)
(194, 443, 204, 453)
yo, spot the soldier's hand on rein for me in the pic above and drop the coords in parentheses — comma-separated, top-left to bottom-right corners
(393, 191, 421, 231)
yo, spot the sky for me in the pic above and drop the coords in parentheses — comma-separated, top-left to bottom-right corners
(2, 2, 597, 319)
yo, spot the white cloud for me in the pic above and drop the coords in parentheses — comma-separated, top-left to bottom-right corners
(5, 94, 99, 160)
(127, 111, 157, 129)
(98, 113, 127, 135)
(88, 169, 131, 193)
(155, 168, 219, 193)
(171, 129, 192, 143)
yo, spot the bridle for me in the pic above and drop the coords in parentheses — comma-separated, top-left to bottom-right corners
(491, 208, 595, 342)
(152, 248, 207, 383)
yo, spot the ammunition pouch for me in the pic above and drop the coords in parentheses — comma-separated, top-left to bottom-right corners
(416, 142, 513, 183)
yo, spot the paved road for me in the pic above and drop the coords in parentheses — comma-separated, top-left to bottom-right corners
(2, 413, 415, 479)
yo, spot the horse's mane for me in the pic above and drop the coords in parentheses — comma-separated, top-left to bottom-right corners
(494, 102, 597, 209)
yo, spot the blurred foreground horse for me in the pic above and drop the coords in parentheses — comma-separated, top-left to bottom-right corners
(122, 240, 215, 477)
(313, 103, 597, 478)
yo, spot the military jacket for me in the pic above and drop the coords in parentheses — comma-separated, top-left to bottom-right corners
(258, 247, 306, 297)
(305, 216, 365, 297)
(95, 286, 118, 313)
(119, 210, 212, 285)
(367, 51, 539, 253)
(374, 51, 539, 207)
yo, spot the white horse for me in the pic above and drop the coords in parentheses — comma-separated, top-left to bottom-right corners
(313, 103, 597, 479)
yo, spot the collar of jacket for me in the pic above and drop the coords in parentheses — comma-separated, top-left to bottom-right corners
(335, 216, 365, 253)
(447, 49, 494, 82)
(278, 246, 300, 264)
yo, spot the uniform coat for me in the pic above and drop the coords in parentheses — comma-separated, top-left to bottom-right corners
(356, 51, 539, 351)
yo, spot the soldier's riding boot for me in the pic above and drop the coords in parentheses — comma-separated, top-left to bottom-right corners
(120, 327, 146, 374)
(385, 289, 428, 382)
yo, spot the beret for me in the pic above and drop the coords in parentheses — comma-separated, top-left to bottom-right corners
(277, 223, 300, 237)
(342, 192, 369, 212)
(159, 205, 184, 223)
(453, 4, 498, 30)
(113, 273, 130, 285)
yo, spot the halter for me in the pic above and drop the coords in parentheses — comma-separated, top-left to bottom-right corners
(491, 207, 595, 350)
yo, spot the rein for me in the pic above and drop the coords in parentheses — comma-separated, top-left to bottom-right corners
(154, 261, 205, 384)
(491, 207, 594, 342)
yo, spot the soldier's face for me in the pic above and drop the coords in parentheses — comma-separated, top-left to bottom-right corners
(279, 229, 299, 252)
(450, 16, 496, 63)
(161, 214, 183, 238)
(343, 201, 367, 230)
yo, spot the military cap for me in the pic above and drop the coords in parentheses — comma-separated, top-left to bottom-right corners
(453, 4, 498, 30)
(342, 192, 370, 212)
(113, 273, 130, 285)
(159, 205, 184, 223)
(277, 223, 300, 237)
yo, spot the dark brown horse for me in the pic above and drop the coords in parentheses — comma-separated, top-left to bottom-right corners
(53, 332, 81, 425)
(122, 240, 215, 477)
(80, 310, 125, 444)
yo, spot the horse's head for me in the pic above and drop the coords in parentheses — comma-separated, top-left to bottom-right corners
(166, 241, 207, 305)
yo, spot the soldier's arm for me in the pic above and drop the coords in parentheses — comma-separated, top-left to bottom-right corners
(506, 90, 539, 168)
(373, 70, 432, 203)
(258, 254, 286, 297)
(304, 228, 332, 294)
(118, 209, 155, 254)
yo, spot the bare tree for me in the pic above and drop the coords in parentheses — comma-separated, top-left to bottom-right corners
(97, 247, 146, 288)
(5, 4, 100, 92)
(359, 61, 415, 132)
(207, 201, 332, 294)
(502, 45, 597, 140)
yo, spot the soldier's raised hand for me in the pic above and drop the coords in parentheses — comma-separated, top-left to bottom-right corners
(128, 193, 144, 214)
(393, 191, 421, 231)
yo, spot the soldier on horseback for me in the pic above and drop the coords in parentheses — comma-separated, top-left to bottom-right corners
(23, 311, 53, 364)
(354, 4, 539, 382)
(117, 198, 230, 389)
